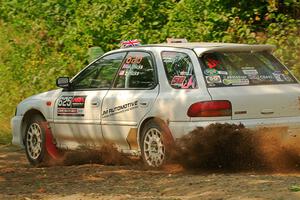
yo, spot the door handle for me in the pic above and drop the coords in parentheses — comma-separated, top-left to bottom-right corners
(261, 109, 274, 115)
(91, 100, 100, 107)
(139, 102, 149, 107)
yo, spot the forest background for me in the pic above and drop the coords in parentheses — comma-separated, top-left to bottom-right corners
(0, 0, 299, 144)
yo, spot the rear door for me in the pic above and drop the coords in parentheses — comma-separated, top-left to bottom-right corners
(101, 51, 159, 150)
(200, 51, 300, 120)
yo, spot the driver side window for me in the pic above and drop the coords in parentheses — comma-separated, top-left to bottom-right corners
(71, 53, 126, 90)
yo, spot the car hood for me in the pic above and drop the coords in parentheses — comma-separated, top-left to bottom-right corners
(20, 89, 63, 104)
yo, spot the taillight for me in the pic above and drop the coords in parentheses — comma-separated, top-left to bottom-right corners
(187, 100, 232, 117)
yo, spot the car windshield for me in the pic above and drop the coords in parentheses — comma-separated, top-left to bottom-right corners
(200, 51, 297, 87)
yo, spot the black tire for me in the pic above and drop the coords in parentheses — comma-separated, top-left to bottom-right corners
(140, 120, 166, 167)
(24, 115, 50, 166)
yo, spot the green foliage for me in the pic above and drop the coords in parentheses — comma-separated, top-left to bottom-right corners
(289, 185, 300, 192)
(0, 0, 300, 144)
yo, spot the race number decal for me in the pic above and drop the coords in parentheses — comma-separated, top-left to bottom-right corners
(57, 96, 86, 116)
(170, 76, 186, 86)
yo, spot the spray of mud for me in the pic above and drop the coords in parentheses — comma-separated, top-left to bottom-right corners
(168, 123, 300, 172)
(49, 123, 300, 173)
(51, 143, 137, 166)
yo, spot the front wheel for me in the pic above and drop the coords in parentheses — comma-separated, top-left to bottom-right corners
(24, 115, 53, 166)
(141, 120, 166, 167)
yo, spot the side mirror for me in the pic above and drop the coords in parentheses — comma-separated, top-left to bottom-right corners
(56, 77, 70, 89)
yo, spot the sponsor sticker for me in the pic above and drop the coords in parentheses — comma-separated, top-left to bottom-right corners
(225, 75, 248, 79)
(171, 76, 186, 86)
(119, 70, 126, 76)
(223, 78, 249, 86)
(247, 75, 260, 80)
(259, 75, 274, 80)
(217, 71, 228, 75)
(272, 71, 284, 81)
(242, 69, 258, 76)
(57, 96, 86, 116)
(125, 71, 140, 76)
(205, 75, 222, 84)
(125, 55, 143, 64)
(207, 58, 220, 69)
(102, 100, 139, 118)
(131, 64, 143, 70)
(204, 68, 218, 76)
(122, 64, 130, 69)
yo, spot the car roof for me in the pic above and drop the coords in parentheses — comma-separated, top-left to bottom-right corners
(142, 42, 276, 56)
(106, 42, 276, 57)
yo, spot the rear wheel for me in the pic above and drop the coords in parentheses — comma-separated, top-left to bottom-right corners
(24, 115, 52, 166)
(141, 120, 166, 167)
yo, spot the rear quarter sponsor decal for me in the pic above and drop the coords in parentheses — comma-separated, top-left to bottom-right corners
(205, 75, 222, 84)
(204, 68, 218, 76)
(272, 71, 284, 82)
(57, 96, 86, 116)
(241, 67, 258, 75)
(217, 71, 228, 75)
(206, 58, 220, 69)
(223, 77, 250, 86)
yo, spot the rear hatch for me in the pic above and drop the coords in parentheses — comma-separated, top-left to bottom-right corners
(199, 51, 300, 120)
(208, 85, 300, 119)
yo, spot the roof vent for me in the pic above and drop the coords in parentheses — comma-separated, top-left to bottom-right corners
(166, 38, 188, 43)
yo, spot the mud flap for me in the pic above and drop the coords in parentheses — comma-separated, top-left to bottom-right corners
(41, 122, 62, 160)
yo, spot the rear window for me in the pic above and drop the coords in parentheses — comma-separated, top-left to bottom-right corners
(200, 52, 297, 87)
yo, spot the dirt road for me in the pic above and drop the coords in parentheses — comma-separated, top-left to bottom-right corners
(1, 145, 300, 200)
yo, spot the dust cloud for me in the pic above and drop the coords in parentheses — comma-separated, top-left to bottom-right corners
(51, 123, 300, 173)
(56, 143, 136, 166)
(168, 123, 300, 172)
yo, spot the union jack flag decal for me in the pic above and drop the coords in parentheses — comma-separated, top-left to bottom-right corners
(120, 39, 141, 48)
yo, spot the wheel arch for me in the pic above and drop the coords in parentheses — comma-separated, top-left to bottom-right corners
(138, 117, 155, 145)
(21, 109, 46, 145)
(138, 117, 174, 148)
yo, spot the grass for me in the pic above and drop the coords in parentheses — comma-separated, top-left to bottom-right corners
(0, 119, 12, 145)
(289, 185, 300, 192)
(0, 130, 12, 145)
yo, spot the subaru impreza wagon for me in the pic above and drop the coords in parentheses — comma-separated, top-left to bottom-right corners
(11, 42, 300, 167)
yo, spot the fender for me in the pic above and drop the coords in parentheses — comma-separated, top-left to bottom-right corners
(153, 118, 175, 149)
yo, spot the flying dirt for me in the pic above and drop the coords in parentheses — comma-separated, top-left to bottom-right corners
(55, 123, 300, 172)
(169, 123, 300, 172)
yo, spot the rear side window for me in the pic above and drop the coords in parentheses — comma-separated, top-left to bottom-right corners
(114, 52, 156, 89)
(201, 51, 296, 87)
(161, 51, 197, 89)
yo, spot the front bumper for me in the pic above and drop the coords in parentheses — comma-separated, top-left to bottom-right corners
(169, 116, 300, 139)
(11, 116, 24, 147)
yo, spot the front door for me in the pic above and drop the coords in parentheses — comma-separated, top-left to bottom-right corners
(101, 51, 159, 150)
(53, 52, 126, 148)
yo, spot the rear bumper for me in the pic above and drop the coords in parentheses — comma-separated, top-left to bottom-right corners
(11, 116, 24, 147)
(169, 116, 300, 139)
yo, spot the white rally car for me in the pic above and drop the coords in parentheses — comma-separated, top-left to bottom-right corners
(11, 42, 300, 167)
